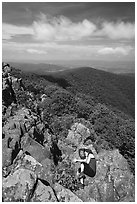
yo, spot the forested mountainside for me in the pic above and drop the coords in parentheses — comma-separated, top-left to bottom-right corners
(2, 62, 135, 202)
(11, 65, 135, 118)
(49, 67, 135, 118)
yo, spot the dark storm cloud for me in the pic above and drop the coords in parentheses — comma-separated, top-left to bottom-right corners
(59, 2, 135, 22)
(2, 2, 135, 26)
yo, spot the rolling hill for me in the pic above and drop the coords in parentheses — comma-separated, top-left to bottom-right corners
(9, 62, 69, 74)
(48, 67, 135, 118)
(10, 64, 135, 118)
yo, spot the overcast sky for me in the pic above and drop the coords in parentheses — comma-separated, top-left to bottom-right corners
(2, 2, 135, 63)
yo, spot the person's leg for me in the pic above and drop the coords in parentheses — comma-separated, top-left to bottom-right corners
(81, 163, 84, 172)
(80, 177, 84, 185)
(76, 167, 81, 177)
(80, 163, 84, 185)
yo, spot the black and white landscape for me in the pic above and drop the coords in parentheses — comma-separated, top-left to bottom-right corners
(2, 2, 135, 202)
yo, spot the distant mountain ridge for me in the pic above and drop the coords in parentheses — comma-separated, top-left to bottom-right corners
(49, 67, 135, 118)
(9, 62, 69, 74)
(8, 60, 135, 74)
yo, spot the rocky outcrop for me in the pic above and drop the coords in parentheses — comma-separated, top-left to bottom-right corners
(57, 123, 135, 202)
(75, 149, 135, 202)
(2, 63, 18, 107)
(2, 144, 13, 168)
(2, 105, 51, 164)
(31, 180, 57, 202)
(21, 135, 51, 163)
(2, 112, 135, 202)
(2, 168, 37, 202)
(66, 122, 91, 146)
(54, 183, 83, 202)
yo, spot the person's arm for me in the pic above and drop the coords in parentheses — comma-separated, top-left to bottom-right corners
(73, 158, 87, 163)
(73, 151, 95, 163)
(86, 153, 95, 164)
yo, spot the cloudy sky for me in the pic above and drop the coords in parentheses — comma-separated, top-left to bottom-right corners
(2, 2, 135, 63)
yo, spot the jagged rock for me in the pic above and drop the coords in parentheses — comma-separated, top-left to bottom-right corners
(75, 149, 135, 202)
(58, 139, 76, 158)
(2, 62, 11, 74)
(36, 122, 45, 133)
(9, 150, 54, 185)
(31, 180, 57, 202)
(20, 121, 27, 135)
(6, 106, 13, 117)
(54, 183, 83, 202)
(12, 77, 23, 92)
(24, 154, 51, 179)
(24, 144, 51, 164)
(75, 186, 96, 202)
(21, 135, 51, 163)
(28, 126, 44, 144)
(2, 63, 17, 107)
(2, 168, 37, 202)
(2, 107, 45, 170)
(28, 126, 36, 138)
(20, 133, 30, 148)
(3, 121, 20, 139)
(3, 124, 22, 164)
(14, 154, 43, 174)
(13, 108, 37, 132)
(40, 158, 54, 185)
(7, 121, 16, 130)
(2, 147, 13, 167)
(95, 149, 135, 201)
(43, 129, 52, 146)
(67, 123, 91, 146)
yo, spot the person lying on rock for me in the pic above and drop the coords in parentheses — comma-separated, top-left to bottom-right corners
(73, 148, 96, 188)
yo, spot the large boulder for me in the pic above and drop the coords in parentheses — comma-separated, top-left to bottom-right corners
(2, 168, 37, 202)
(31, 180, 57, 202)
(54, 183, 83, 202)
(10, 151, 53, 184)
(40, 158, 54, 185)
(36, 122, 45, 133)
(13, 108, 37, 132)
(2, 120, 23, 168)
(2, 146, 13, 168)
(94, 149, 135, 201)
(66, 123, 91, 146)
(12, 152, 43, 175)
(21, 135, 51, 163)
